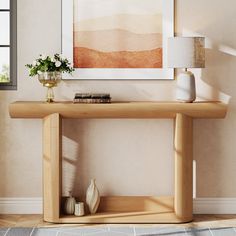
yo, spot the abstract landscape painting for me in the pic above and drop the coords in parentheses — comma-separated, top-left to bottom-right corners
(73, 0, 163, 68)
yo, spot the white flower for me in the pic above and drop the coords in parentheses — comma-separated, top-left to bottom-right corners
(37, 70, 42, 75)
(51, 57, 55, 62)
(32, 60, 37, 66)
(55, 61, 62, 67)
(59, 54, 65, 60)
(40, 54, 47, 60)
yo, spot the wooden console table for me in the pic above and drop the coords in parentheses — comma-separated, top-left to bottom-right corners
(9, 101, 227, 223)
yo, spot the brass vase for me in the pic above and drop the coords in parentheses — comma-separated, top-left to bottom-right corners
(38, 72, 62, 103)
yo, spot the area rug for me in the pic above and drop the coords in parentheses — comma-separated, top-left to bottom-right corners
(0, 226, 236, 236)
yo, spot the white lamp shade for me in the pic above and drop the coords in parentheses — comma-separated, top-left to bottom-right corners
(168, 37, 205, 68)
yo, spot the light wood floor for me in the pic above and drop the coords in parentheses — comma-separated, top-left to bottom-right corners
(0, 215, 236, 228)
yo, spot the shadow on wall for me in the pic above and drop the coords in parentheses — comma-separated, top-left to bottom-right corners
(177, 0, 236, 196)
(194, 43, 236, 197)
(197, 47, 233, 103)
(62, 119, 84, 197)
(62, 118, 174, 198)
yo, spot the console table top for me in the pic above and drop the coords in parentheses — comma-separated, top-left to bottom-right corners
(9, 101, 227, 119)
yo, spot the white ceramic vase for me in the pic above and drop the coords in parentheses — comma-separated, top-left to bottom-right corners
(64, 191, 76, 215)
(74, 202, 85, 216)
(176, 71, 196, 103)
(86, 179, 100, 214)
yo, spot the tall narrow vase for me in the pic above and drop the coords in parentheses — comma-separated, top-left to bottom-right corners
(86, 179, 100, 214)
(38, 72, 62, 103)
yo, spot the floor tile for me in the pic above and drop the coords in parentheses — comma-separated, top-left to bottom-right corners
(84, 232, 132, 236)
(4, 228, 34, 236)
(58, 232, 83, 236)
(58, 226, 107, 235)
(0, 226, 235, 236)
(0, 231, 8, 236)
(185, 228, 212, 236)
(210, 227, 236, 236)
(33, 228, 60, 236)
(135, 226, 187, 235)
(108, 226, 134, 235)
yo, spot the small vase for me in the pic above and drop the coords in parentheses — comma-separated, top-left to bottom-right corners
(64, 191, 76, 215)
(38, 71, 62, 103)
(86, 179, 100, 214)
(74, 202, 85, 216)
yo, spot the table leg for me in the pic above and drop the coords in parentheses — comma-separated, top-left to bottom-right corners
(43, 113, 62, 222)
(174, 113, 193, 221)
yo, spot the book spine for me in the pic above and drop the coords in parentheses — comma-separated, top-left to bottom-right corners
(73, 98, 111, 104)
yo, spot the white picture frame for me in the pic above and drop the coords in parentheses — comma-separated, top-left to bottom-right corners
(62, 0, 174, 80)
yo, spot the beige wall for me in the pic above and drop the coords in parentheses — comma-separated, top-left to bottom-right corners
(0, 0, 235, 198)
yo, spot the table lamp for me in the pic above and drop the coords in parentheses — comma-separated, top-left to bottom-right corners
(168, 37, 205, 102)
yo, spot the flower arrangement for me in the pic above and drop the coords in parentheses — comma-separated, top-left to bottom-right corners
(26, 53, 74, 77)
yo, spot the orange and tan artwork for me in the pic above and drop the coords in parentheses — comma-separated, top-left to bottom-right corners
(73, 0, 163, 68)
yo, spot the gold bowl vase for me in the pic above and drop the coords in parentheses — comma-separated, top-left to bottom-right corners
(38, 72, 62, 103)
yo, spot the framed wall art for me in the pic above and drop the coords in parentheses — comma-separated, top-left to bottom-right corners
(62, 0, 174, 80)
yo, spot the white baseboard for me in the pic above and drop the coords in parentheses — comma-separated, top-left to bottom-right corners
(193, 198, 236, 214)
(0, 197, 236, 214)
(0, 198, 42, 214)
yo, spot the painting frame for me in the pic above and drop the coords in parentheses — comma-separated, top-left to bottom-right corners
(62, 0, 174, 80)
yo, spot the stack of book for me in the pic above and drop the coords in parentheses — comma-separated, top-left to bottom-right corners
(73, 93, 111, 103)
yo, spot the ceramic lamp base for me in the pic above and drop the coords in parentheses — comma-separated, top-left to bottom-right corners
(176, 71, 196, 103)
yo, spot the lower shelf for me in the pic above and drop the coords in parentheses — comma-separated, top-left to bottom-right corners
(56, 196, 193, 223)
(58, 212, 191, 224)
